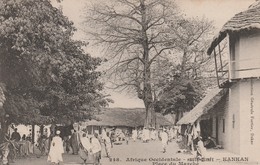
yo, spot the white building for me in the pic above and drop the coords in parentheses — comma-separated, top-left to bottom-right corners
(178, 1, 260, 162)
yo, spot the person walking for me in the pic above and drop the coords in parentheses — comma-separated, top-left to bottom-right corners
(132, 128, 137, 142)
(79, 133, 91, 164)
(47, 130, 64, 165)
(90, 133, 102, 165)
(161, 128, 168, 153)
(70, 129, 79, 154)
(103, 132, 112, 158)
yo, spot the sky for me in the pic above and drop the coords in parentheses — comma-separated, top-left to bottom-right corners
(51, 0, 255, 108)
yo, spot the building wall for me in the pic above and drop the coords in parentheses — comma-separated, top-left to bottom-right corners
(238, 79, 260, 161)
(215, 96, 229, 147)
(216, 83, 240, 154)
(217, 115, 225, 146)
(217, 79, 260, 161)
(230, 32, 260, 79)
(228, 31, 260, 161)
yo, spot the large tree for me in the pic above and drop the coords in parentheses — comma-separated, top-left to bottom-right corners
(152, 17, 216, 123)
(0, 0, 109, 131)
(85, 0, 214, 127)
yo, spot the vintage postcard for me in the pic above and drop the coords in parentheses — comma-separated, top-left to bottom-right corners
(0, 0, 259, 165)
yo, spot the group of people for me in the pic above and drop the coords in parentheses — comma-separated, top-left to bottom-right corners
(47, 128, 112, 165)
(132, 126, 178, 143)
(131, 127, 178, 153)
(0, 127, 35, 165)
(1, 124, 214, 165)
(10, 128, 34, 159)
(177, 122, 220, 159)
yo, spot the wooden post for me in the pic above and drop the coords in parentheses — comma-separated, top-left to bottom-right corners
(214, 48, 220, 87)
(32, 124, 35, 144)
(218, 44, 224, 77)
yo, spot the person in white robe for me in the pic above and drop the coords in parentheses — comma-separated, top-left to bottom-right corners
(81, 134, 91, 152)
(103, 132, 112, 158)
(90, 133, 102, 165)
(150, 128, 156, 141)
(161, 128, 168, 153)
(79, 133, 91, 164)
(47, 130, 64, 165)
(101, 128, 107, 141)
(142, 127, 150, 143)
(197, 136, 206, 158)
(132, 128, 137, 142)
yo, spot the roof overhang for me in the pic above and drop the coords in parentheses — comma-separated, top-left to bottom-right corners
(207, 4, 260, 55)
(176, 88, 228, 125)
(207, 31, 227, 55)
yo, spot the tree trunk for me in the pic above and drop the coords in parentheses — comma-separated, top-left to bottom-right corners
(144, 100, 156, 128)
(140, 0, 156, 128)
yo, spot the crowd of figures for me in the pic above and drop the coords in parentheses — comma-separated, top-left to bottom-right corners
(0, 125, 179, 165)
(176, 122, 221, 159)
(0, 124, 106, 165)
(0, 128, 35, 165)
(0, 123, 219, 165)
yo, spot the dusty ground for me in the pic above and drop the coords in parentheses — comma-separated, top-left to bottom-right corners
(10, 139, 259, 165)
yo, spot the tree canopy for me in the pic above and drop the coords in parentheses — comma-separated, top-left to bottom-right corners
(0, 0, 109, 127)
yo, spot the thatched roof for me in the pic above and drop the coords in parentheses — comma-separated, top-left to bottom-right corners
(177, 88, 228, 125)
(85, 108, 173, 127)
(207, 1, 260, 55)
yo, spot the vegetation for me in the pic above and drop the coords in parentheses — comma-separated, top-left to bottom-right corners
(84, 0, 215, 127)
(0, 0, 109, 131)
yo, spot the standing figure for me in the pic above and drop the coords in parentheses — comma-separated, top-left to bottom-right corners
(47, 130, 64, 165)
(169, 127, 174, 142)
(150, 128, 156, 141)
(103, 132, 112, 158)
(70, 129, 79, 154)
(20, 135, 29, 157)
(125, 130, 129, 145)
(132, 128, 137, 142)
(161, 128, 168, 153)
(9, 128, 20, 163)
(101, 128, 107, 140)
(197, 136, 206, 158)
(79, 133, 91, 164)
(142, 127, 149, 143)
(10, 128, 21, 142)
(90, 133, 102, 165)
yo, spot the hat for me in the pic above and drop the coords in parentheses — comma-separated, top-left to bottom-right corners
(56, 130, 61, 135)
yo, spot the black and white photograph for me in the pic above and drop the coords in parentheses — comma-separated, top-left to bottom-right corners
(0, 0, 259, 164)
